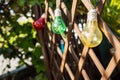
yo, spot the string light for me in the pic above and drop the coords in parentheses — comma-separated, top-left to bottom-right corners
(80, 9, 103, 47)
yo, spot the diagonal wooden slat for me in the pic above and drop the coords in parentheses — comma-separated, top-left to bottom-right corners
(101, 49, 120, 80)
(60, 38, 69, 72)
(99, 18, 120, 48)
(45, 0, 49, 22)
(71, 0, 78, 23)
(99, 18, 120, 80)
(96, 0, 106, 15)
(50, 33, 56, 67)
(82, 69, 90, 80)
(69, 45, 79, 63)
(47, 44, 65, 80)
(60, 0, 78, 75)
(69, 43, 91, 80)
(75, 46, 89, 80)
(48, 7, 54, 20)
(88, 49, 105, 75)
(81, 0, 120, 79)
(61, 2, 71, 21)
(56, 45, 75, 80)
(81, 0, 94, 10)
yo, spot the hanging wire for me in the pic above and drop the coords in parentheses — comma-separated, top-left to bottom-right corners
(88, 0, 94, 9)
(56, 0, 61, 8)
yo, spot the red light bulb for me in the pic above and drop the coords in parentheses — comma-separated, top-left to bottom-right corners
(33, 13, 45, 30)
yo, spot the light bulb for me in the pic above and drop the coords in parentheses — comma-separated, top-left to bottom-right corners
(80, 9, 103, 47)
(52, 8, 66, 37)
(60, 40, 64, 53)
(33, 13, 45, 30)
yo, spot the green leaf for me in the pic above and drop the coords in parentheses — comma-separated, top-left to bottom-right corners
(17, 0, 26, 6)
(29, 0, 39, 6)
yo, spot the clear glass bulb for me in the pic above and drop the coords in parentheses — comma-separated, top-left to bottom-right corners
(81, 9, 103, 47)
(52, 8, 66, 37)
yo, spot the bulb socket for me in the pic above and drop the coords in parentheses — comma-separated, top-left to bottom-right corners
(87, 9, 97, 21)
(41, 13, 45, 18)
(60, 40, 64, 44)
(54, 8, 61, 17)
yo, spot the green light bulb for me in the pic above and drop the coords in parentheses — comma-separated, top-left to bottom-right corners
(52, 8, 66, 37)
(81, 9, 103, 47)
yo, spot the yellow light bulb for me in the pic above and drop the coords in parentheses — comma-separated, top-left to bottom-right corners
(80, 9, 103, 47)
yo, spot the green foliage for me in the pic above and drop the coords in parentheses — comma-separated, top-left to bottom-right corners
(17, 0, 45, 6)
(63, 0, 72, 9)
(31, 45, 46, 73)
(36, 73, 48, 80)
(90, 0, 99, 7)
(102, 0, 120, 37)
(17, 0, 26, 6)
(0, 0, 47, 79)
(86, 0, 120, 37)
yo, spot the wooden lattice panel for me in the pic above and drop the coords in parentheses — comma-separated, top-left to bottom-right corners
(35, 0, 120, 80)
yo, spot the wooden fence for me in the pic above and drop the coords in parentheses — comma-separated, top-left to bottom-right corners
(35, 0, 120, 80)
